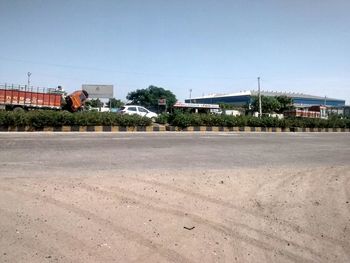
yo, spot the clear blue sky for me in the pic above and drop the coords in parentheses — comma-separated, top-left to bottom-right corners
(0, 0, 349, 103)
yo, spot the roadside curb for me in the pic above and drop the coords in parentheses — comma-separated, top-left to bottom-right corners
(0, 126, 349, 132)
(165, 126, 350, 132)
(0, 126, 166, 132)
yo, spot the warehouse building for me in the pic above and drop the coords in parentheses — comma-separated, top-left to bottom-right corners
(185, 90, 346, 108)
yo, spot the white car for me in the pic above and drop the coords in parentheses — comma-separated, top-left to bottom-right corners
(118, 105, 158, 120)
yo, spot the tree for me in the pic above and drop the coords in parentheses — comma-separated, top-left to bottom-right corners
(107, 98, 124, 108)
(126, 85, 177, 110)
(275, 96, 294, 113)
(250, 95, 294, 114)
(251, 96, 281, 114)
(85, 98, 103, 108)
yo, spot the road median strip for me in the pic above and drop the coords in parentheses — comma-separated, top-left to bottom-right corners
(0, 125, 349, 132)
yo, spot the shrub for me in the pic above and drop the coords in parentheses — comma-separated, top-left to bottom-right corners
(0, 110, 349, 129)
(0, 111, 29, 126)
(0, 111, 152, 128)
(156, 113, 170, 124)
(166, 113, 350, 128)
(171, 113, 193, 128)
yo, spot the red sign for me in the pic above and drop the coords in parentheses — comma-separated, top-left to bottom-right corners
(158, 99, 166, 105)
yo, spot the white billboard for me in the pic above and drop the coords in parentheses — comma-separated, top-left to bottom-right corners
(82, 84, 114, 98)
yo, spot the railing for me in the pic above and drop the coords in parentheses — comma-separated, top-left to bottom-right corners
(0, 83, 53, 94)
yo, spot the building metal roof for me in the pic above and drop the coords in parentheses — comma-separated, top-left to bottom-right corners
(191, 90, 341, 101)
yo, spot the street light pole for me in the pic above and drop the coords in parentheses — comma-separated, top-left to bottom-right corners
(258, 77, 262, 118)
(27, 72, 32, 91)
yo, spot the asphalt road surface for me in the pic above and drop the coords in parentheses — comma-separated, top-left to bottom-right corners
(0, 132, 349, 263)
(0, 132, 349, 174)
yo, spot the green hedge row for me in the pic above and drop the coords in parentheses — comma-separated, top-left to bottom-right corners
(157, 113, 350, 128)
(0, 111, 152, 128)
(1, 111, 349, 129)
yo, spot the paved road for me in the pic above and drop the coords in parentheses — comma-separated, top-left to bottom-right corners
(0, 133, 349, 176)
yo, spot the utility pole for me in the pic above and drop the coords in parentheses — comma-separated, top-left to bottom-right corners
(258, 77, 262, 118)
(27, 72, 32, 91)
(189, 89, 192, 103)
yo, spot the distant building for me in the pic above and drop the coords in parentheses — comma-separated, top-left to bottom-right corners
(343, 106, 350, 117)
(185, 90, 346, 108)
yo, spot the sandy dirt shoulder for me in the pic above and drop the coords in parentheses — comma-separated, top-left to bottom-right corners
(0, 166, 349, 263)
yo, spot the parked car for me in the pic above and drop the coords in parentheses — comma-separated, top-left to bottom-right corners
(118, 105, 158, 120)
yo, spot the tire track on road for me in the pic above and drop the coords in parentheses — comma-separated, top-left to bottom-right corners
(0, 206, 119, 263)
(0, 211, 70, 263)
(126, 176, 350, 252)
(77, 182, 321, 263)
(0, 185, 194, 263)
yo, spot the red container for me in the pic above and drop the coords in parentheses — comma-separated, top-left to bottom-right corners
(0, 86, 62, 109)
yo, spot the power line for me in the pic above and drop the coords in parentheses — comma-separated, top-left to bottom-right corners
(0, 56, 256, 81)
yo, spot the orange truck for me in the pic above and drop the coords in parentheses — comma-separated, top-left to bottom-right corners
(0, 84, 88, 112)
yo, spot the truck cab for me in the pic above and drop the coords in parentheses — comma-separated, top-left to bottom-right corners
(65, 90, 89, 112)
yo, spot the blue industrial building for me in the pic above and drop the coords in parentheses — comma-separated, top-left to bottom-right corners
(185, 90, 346, 108)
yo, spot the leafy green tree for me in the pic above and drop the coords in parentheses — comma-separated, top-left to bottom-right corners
(251, 96, 281, 113)
(107, 98, 124, 108)
(275, 96, 294, 113)
(126, 85, 177, 110)
(85, 99, 103, 108)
